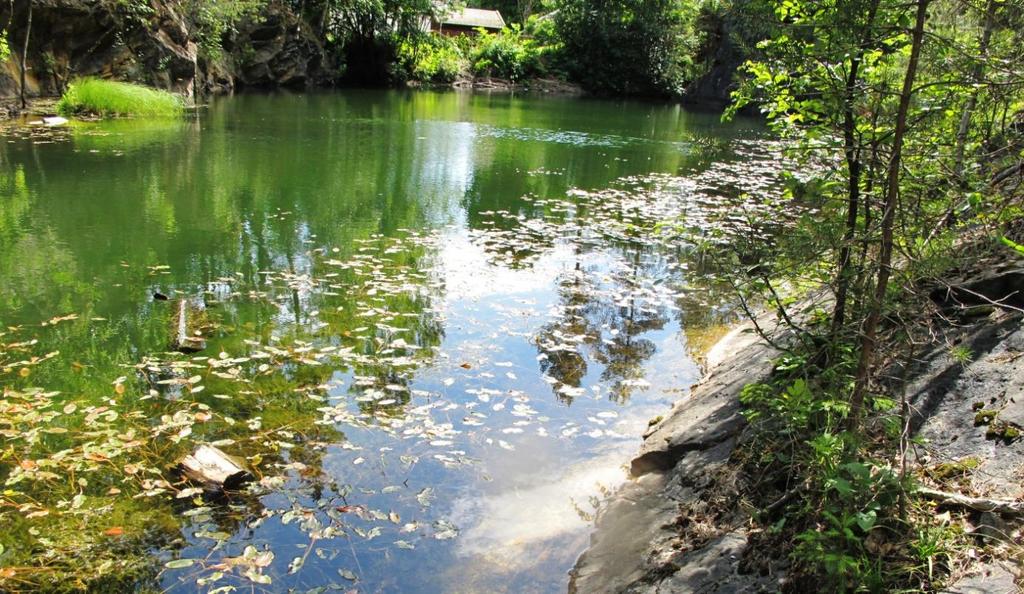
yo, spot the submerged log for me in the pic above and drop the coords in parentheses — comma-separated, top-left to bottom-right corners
(170, 298, 207, 353)
(177, 445, 253, 492)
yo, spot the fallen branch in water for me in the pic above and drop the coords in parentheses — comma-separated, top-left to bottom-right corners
(917, 487, 1024, 515)
(171, 298, 207, 353)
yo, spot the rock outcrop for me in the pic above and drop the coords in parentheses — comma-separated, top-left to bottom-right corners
(0, 0, 198, 98)
(570, 322, 782, 594)
(0, 0, 332, 100)
(572, 264, 1024, 593)
(229, 3, 328, 89)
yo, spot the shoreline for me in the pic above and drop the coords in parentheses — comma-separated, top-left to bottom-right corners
(570, 319, 783, 593)
(570, 274, 1024, 593)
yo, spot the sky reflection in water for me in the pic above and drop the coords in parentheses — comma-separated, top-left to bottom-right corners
(0, 90, 773, 593)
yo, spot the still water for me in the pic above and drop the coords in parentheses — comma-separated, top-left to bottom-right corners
(0, 90, 774, 592)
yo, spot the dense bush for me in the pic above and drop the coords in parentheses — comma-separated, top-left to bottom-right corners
(396, 24, 560, 84)
(397, 36, 466, 83)
(469, 26, 544, 82)
(555, 0, 698, 97)
(56, 78, 184, 117)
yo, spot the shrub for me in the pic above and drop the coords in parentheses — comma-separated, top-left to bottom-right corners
(397, 25, 561, 85)
(397, 36, 467, 84)
(555, 0, 698, 97)
(469, 26, 543, 82)
(56, 78, 185, 117)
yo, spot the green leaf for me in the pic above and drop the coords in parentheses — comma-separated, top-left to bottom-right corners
(855, 510, 877, 532)
(832, 477, 853, 496)
(164, 558, 195, 569)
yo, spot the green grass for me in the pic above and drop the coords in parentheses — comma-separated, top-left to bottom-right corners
(57, 78, 184, 117)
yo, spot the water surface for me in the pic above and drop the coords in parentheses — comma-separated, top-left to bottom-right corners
(0, 90, 775, 593)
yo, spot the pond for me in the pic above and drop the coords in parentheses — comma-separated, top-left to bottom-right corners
(0, 90, 782, 593)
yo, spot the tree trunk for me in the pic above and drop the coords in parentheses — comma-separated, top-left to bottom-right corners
(19, 0, 31, 109)
(831, 63, 863, 340)
(952, 0, 996, 188)
(831, 0, 880, 341)
(849, 0, 931, 424)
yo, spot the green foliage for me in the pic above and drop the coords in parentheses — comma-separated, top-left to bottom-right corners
(734, 321, 976, 590)
(317, 0, 439, 82)
(739, 347, 920, 591)
(470, 26, 543, 81)
(907, 525, 960, 585)
(0, 32, 9, 63)
(949, 345, 973, 366)
(397, 35, 466, 83)
(555, 0, 698, 96)
(396, 24, 562, 84)
(524, 12, 559, 45)
(57, 78, 185, 117)
(741, 377, 849, 431)
(184, 0, 264, 60)
(688, 0, 774, 85)
(792, 438, 904, 589)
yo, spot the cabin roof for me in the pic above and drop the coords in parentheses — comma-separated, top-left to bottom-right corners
(436, 8, 505, 30)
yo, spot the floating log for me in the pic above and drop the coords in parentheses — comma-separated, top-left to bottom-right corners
(170, 298, 207, 353)
(177, 445, 253, 492)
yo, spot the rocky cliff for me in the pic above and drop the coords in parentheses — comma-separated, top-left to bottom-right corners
(0, 0, 332, 100)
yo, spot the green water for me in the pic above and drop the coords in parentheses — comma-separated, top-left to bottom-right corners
(0, 90, 771, 593)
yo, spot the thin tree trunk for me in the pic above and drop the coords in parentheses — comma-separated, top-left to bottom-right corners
(831, 64, 864, 339)
(19, 0, 31, 109)
(521, 0, 536, 21)
(849, 0, 931, 424)
(831, 0, 880, 341)
(952, 0, 996, 187)
(928, 0, 1000, 240)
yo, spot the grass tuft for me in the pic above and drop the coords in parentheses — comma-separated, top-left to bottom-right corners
(57, 78, 184, 117)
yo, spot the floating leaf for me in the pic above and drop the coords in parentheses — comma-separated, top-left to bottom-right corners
(243, 567, 272, 584)
(433, 519, 459, 540)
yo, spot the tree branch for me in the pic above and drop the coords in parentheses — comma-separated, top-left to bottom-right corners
(917, 487, 1024, 515)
